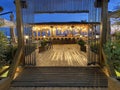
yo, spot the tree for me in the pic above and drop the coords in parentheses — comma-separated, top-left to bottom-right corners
(0, 31, 8, 68)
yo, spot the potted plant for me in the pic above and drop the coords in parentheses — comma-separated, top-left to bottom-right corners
(39, 39, 48, 52)
(77, 39, 86, 52)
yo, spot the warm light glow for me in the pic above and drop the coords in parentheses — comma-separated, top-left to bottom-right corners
(43, 36, 46, 38)
(80, 35, 83, 37)
(96, 35, 99, 38)
(32, 24, 89, 33)
(25, 35, 29, 39)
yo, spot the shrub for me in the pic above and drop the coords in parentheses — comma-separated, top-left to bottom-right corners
(0, 31, 8, 68)
(104, 40, 120, 72)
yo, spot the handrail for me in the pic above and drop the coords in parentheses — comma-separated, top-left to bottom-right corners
(8, 47, 23, 79)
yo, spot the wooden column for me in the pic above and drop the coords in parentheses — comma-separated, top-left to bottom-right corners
(36, 31, 38, 40)
(107, 18, 111, 40)
(100, 0, 109, 65)
(8, 0, 24, 78)
(53, 29, 56, 37)
(50, 26, 53, 37)
(10, 13, 16, 44)
(101, 0, 108, 45)
(15, 0, 24, 48)
(32, 30, 34, 39)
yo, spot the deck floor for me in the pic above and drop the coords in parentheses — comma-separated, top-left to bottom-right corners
(36, 44, 87, 66)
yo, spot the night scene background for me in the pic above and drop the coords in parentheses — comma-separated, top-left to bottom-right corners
(0, 0, 120, 36)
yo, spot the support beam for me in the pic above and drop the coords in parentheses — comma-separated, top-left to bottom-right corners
(8, 0, 24, 78)
(100, 0, 109, 66)
(101, 0, 108, 45)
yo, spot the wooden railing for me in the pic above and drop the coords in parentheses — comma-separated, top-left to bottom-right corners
(24, 46, 36, 65)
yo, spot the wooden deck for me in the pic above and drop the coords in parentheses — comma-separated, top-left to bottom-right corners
(36, 44, 87, 66)
(9, 44, 108, 90)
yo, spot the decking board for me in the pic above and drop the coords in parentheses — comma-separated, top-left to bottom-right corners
(36, 44, 87, 66)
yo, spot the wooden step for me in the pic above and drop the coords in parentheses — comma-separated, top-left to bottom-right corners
(10, 87, 108, 90)
(11, 67, 108, 87)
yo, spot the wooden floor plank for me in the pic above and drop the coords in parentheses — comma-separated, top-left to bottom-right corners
(10, 87, 108, 90)
(36, 44, 87, 67)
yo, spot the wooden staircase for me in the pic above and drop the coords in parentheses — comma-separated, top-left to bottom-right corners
(10, 67, 108, 90)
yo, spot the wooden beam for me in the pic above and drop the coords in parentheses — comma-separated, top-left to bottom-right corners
(34, 10, 89, 14)
(101, 0, 108, 44)
(100, 0, 109, 66)
(8, 0, 24, 79)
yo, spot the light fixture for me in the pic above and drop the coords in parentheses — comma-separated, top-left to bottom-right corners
(43, 36, 46, 38)
(25, 35, 29, 39)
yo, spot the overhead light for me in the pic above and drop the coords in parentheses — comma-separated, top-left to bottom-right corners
(43, 36, 46, 38)
(25, 35, 29, 39)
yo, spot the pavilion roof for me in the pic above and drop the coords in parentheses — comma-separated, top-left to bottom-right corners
(21, 0, 102, 23)
(109, 10, 120, 18)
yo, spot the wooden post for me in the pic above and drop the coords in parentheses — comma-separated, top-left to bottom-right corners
(36, 31, 38, 40)
(100, 0, 109, 66)
(16, 0, 24, 48)
(8, 0, 24, 79)
(101, 0, 108, 45)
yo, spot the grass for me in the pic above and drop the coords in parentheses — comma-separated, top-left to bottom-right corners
(0, 70, 9, 77)
(115, 70, 120, 77)
(0, 66, 9, 78)
(0, 66, 9, 73)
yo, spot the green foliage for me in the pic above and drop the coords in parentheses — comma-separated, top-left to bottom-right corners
(4, 45, 17, 64)
(0, 31, 8, 68)
(0, 31, 17, 68)
(77, 39, 86, 46)
(40, 39, 49, 47)
(104, 39, 120, 72)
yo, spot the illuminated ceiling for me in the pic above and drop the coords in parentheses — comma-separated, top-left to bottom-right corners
(32, 24, 90, 32)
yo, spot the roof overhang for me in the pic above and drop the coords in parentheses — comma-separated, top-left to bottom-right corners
(109, 10, 120, 18)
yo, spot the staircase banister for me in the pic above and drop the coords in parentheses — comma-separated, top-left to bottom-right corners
(8, 47, 24, 79)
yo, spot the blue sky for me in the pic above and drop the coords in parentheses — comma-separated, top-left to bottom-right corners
(0, 0, 120, 22)
(0, 0, 120, 36)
